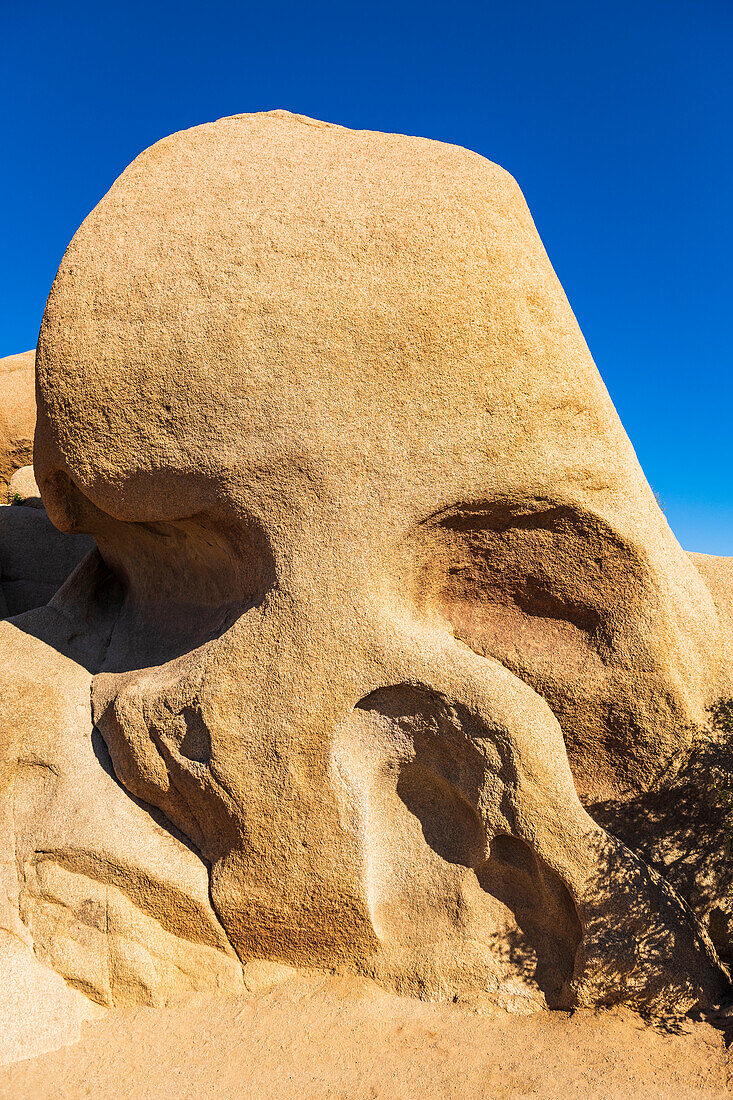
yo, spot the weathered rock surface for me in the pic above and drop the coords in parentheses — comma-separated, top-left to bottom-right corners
(0, 555, 244, 1062)
(1, 112, 732, 1063)
(8, 465, 42, 508)
(692, 552, 733, 696)
(0, 351, 35, 495)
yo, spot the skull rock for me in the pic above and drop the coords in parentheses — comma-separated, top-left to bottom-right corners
(33, 111, 730, 1011)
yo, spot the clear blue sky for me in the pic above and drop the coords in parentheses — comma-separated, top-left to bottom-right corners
(3, 0, 731, 553)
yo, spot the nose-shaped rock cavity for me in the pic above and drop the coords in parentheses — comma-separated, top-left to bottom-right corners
(335, 685, 582, 1010)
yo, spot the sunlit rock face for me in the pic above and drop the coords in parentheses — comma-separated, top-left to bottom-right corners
(0, 351, 35, 491)
(2, 112, 732, 1062)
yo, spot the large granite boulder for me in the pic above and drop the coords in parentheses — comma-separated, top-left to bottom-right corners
(2, 113, 732, 1061)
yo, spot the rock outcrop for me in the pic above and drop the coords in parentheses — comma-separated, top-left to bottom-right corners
(1, 112, 732, 1061)
(0, 350, 35, 495)
(0, 349, 92, 616)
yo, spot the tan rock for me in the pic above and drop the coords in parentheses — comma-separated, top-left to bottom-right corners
(0, 361, 91, 618)
(690, 552, 733, 696)
(591, 717, 733, 970)
(0, 555, 244, 1060)
(1, 111, 730, 1043)
(591, 551, 733, 972)
(0, 931, 103, 1066)
(8, 465, 42, 508)
(0, 350, 35, 493)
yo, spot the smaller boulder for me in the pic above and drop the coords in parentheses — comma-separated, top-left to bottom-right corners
(8, 466, 42, 509)
(0, 351, 36, 494)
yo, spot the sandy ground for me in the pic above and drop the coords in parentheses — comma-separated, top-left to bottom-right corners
(1, 974, 730, 1100)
